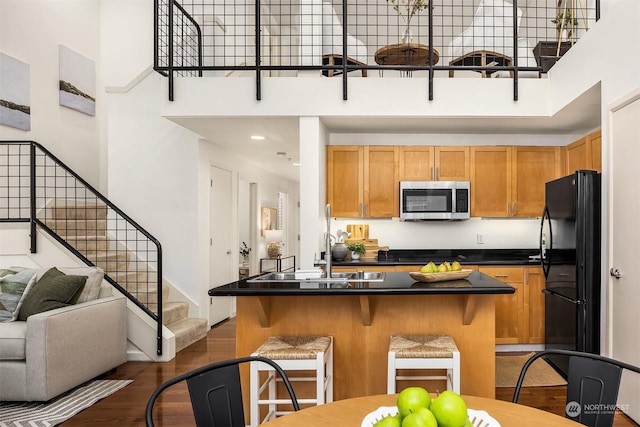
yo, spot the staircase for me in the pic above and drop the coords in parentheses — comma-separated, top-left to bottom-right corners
(45, 200, 208, 354)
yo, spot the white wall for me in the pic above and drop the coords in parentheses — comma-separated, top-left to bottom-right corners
(107, 71, 298, 315)
(331, 217, 541, 250)
(0, 0, 104, 188)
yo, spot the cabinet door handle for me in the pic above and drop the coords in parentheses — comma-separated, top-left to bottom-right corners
(365, 203, 369, 216)
(430, 167, 434, 180)
(359, 202, 363, 217)
(507, 203, 511, 216)
(513, 202, 517, 216)
(525, 271, 529, 283)
(495, 274, 509, 278)
(436, 167, 440, 180)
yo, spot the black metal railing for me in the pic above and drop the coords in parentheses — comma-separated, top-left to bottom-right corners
(0, 141, 164, 356)
(154, 0, 599, 101)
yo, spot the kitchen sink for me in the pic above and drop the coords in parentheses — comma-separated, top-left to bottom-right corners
(247, 271, 385, 283)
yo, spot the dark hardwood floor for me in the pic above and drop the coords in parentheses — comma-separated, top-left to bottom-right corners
(63, 318, 638, 426)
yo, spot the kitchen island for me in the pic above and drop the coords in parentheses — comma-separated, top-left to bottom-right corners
(209, 271, 514, 400)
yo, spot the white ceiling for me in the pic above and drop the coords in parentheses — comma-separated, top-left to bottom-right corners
(170, 84, 601, 182)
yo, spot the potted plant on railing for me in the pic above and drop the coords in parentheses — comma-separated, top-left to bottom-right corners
(534, 0, 582, 73)
(346, 242, 367, 261)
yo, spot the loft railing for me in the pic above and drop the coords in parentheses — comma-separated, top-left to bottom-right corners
(0, 141, 164, 356)
(154, 0, 599, 101)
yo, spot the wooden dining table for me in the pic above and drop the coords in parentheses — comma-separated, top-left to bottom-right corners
(262, 394, 581, 427)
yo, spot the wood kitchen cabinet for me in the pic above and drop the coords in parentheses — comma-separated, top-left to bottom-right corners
(327, 146, 398, 217)
(470, 147, 512, 217)
(566, 130, 602, 173)
(525, 266, 545, 344)
(481, 265, 545, 344)
(481, 266, 524, 344)
(470, 146, 563, 217)
(399, 146, 469, 181)
(512, 146, 564, 217)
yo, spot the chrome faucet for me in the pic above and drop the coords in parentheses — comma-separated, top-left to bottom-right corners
(325, 203, 332, 279)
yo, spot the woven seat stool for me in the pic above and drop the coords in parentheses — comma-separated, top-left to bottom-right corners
(388, 335, 460, 394)
(250, 335, 333, 426)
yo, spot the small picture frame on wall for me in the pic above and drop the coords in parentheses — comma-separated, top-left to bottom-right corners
(261, 207, 277, 236)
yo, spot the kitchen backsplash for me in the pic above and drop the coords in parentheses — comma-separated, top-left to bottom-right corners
(330, 217, 541, 250)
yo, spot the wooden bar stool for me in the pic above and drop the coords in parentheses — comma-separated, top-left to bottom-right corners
(387, 335, 460, 394)
(250, 336, 333, 426)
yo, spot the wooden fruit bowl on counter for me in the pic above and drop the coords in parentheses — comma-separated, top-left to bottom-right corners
(409, 269, 473, 283)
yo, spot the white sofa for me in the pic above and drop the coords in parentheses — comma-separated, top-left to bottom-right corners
(0, 266, 127, 401)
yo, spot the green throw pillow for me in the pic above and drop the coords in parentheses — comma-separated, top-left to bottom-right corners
(0, 269, 37, 322)
(17, 267, 87, 321)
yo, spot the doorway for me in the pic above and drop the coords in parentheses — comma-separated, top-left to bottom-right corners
(209, 165, 233, 326)
(609, 91, 640, 423)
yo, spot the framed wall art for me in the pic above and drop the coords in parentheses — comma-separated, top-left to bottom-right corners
(0, 53, 30, 131)
(59, 45, 96, 116)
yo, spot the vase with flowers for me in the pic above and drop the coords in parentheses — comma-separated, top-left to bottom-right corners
(386, 0, 431, 43)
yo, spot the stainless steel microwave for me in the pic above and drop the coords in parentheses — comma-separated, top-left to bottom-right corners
(400, 181, 471, 220)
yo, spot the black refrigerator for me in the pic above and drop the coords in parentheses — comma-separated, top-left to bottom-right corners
(540, 170, 601, 376)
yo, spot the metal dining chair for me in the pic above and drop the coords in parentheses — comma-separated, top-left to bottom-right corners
(145, 356, 300, 427)
(512, 349, 640, 427)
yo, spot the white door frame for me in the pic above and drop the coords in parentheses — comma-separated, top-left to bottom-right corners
(209, 164, 234, 326)
(606, 86, 640, 423)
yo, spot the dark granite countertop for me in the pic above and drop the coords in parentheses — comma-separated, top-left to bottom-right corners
(208, 271, 515, 296)
(334, 248, 541, 267)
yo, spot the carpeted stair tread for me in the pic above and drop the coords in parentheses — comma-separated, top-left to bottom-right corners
(124, 283, 170, 305)
(43, 219, 107, 237)
(48, 199, 207, 357)
(167, 317, 209, 353)
(65, 235, 111, 251)
(50, 200, 108, 220)
(162, 301, 189, 326)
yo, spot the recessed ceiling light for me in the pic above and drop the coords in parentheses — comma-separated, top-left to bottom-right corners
(250, 135, 265, 141)
(292, 162, 300, 166)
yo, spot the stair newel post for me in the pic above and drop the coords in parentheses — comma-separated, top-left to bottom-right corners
(157, 244, 163, 355)
(168, 0, 174, 101)
(29, 142, 37, 253)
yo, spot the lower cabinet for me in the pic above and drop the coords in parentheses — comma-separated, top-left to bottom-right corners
(480, 266, 544, 345)
(524, 267, 545, 344)
(333, 264, 544, 344)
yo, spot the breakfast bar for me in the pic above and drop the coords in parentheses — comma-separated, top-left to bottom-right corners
(209, 271, 514, 400)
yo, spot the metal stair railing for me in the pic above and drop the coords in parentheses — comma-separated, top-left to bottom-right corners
(154, 0, 600, 102)
(0, 140, 164, 356)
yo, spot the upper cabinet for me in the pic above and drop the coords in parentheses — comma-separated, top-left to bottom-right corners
(512, 146, 564, 217)
(399, 146, 469, 181)
(327, 146, 398, 218)
(566, 130, 602, 173)
(470, 146, 563, 217)
(329, 144, 563, 219)
(470, 147, 512, 217)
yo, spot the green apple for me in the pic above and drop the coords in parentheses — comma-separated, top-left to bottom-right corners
(373, 414, 402, 427)
(401, 407, 438, 427)
(430, 390, 468, 427)
(397, 387, 431, 418)
(463, 417, 473, 427)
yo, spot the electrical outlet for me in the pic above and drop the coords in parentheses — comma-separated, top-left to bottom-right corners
(477, 234, 484, 244)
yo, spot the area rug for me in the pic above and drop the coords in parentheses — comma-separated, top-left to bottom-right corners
(496, 352, 567, 387)
(0, 379, 132, 427)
